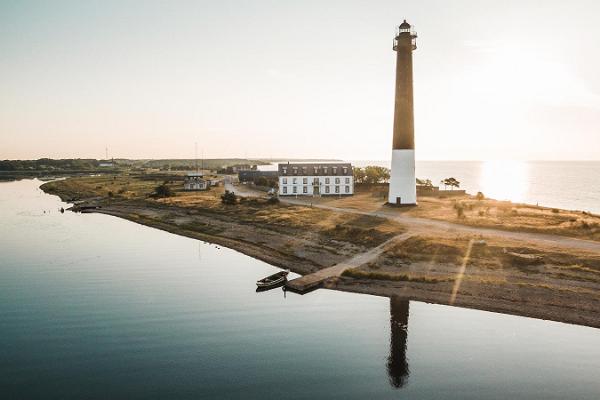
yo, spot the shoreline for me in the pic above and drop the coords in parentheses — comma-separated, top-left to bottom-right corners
(40, 176, 600, 330)
(90, 206, 600, 329)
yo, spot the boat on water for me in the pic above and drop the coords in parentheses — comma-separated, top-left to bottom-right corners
(256, 270, 289, 289)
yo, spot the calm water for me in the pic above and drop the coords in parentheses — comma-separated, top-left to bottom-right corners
(354, 161, 600, 214)
(1, 179, 600, 399)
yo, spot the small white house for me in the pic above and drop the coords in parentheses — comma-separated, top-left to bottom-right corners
(278, 162, 354, 196)
(184, 172, 208, 191)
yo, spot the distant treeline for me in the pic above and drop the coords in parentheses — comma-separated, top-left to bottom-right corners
(0, 158, 271, 172)
(136, 158, 270, 170)
(0, 159, 106, 171)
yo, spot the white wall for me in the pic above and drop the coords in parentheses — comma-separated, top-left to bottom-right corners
(388, 149, 416, 204)
(278, 175, 354, 196)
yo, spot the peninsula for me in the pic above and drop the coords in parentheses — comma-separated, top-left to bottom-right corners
(41, 173, 600, 329)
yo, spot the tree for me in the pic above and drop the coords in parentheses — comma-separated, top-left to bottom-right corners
(154, 184, 173, 198)
(254, 176, 269, 187)
(221, 190, 237, 205)
(442, 177, 460, 190)
(364, 166, 390, 184)
(416, 178, 433, 187)
(353, 167, 366, 184)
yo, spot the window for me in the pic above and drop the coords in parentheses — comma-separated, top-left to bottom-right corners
(335, 178, 340, 184)
(293, 186, 297, 193)
(283, 187, 287, 194)
(345, 177, 350, 184)
(323, 167, 328, 174)
(283, 178, 287, 184)
(313, 178, 319, 184)
(325, 177, 330, 184)
(293, 167, 298, 175)
(303, 186, 307, 194)
(335, 186, 340, 193)
(293, 178, 297, 184)
(325, 186, 330, 194)
(333, 167, 337, 174)
(302, 167, 307, 174)
(303, 177, 307, 184)
(345, 186, 350, 193)
(343, 167, 348, 174)
(282, 168, 287, 174)
(314, 167, 318, 174)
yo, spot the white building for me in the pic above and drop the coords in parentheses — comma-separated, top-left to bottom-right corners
(184, 172, 208, 191)
(278, 162, 354, 196)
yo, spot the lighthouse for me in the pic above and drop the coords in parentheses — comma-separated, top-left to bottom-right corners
(388, 20, 417, 206)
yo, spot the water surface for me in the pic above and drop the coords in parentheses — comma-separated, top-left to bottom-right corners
(1, 179, 599, 399)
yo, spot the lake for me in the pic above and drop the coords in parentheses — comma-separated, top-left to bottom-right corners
(1, 179, 599, 399)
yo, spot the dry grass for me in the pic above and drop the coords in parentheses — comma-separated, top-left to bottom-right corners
(43, 175, 406, 249)
(342, 268, 451, 283)
(304, 185, 600, 241)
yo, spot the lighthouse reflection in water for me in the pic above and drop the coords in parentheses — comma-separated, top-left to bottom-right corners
(387, 297, 410, 388)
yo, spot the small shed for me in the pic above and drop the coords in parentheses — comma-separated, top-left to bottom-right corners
(184, 172, 208, 191)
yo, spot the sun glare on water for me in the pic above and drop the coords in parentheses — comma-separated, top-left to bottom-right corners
(480, 160, 529, 203)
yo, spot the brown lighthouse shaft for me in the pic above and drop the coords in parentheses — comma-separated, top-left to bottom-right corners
(392, 20, 416, 150)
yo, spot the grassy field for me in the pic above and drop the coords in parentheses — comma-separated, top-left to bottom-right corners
(310, 185, 600, 241)
(42, 175, 406, 252)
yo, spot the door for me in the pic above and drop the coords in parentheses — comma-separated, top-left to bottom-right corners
(396, 197, 402, 205)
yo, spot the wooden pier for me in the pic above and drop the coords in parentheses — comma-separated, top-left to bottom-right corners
(285, 232, 412, 294)
(285, 263, 351, 293)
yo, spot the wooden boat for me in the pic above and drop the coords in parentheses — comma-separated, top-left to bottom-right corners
(256, 270, 289, 289)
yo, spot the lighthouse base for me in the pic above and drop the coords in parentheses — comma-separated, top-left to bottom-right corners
(388, 149, 417, 205)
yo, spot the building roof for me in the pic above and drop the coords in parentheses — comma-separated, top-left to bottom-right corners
(399, 20, 411, 29)
(278, 162, 353, 176)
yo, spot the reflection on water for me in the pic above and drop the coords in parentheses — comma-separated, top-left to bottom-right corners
(480, 160, 529, 203)
(387, 297, 410, 388)
(3, 179, 600, 400)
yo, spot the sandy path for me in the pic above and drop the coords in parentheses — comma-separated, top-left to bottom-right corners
(281, 198, 600, 254)
(287, 232, 414, 291)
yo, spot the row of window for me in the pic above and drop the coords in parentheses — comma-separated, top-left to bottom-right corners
(282, 166, 349, 175)
(282, 186, 351, 194)
(282, 177, 351, 185)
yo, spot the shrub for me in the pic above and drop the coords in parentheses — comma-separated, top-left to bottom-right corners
(476, 191, 485, 201)
(221, 190, 237, 205)
(267, 196, 280, 205)
(453, 202, 465, 219)
(552, 208, 560, 214)
(154, 184, 173, 198)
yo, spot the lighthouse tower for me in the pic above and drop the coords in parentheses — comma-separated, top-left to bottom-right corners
(388, 20, 417, 206)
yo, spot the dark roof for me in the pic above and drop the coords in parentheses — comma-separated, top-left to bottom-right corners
(278, 162, 353, 176)
(399, 20, 411, 29)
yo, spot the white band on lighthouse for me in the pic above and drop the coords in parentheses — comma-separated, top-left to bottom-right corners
(388, 149, 416, 205)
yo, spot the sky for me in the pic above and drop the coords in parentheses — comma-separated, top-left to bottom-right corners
(1, 0, 599, 161)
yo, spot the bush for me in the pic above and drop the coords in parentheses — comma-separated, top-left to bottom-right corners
(154, 184, 173, 198)
(552, 208, 560, 214)
(476, 191, 485, 201)
(254, 176, 268, 187)
(267, 196, 280, 205)
(453, 202, 465, 219)
(221, 190, 237, 205)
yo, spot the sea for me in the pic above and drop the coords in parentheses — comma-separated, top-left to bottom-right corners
(352, 160, 600, 214)
(1, 164, 600, 399)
